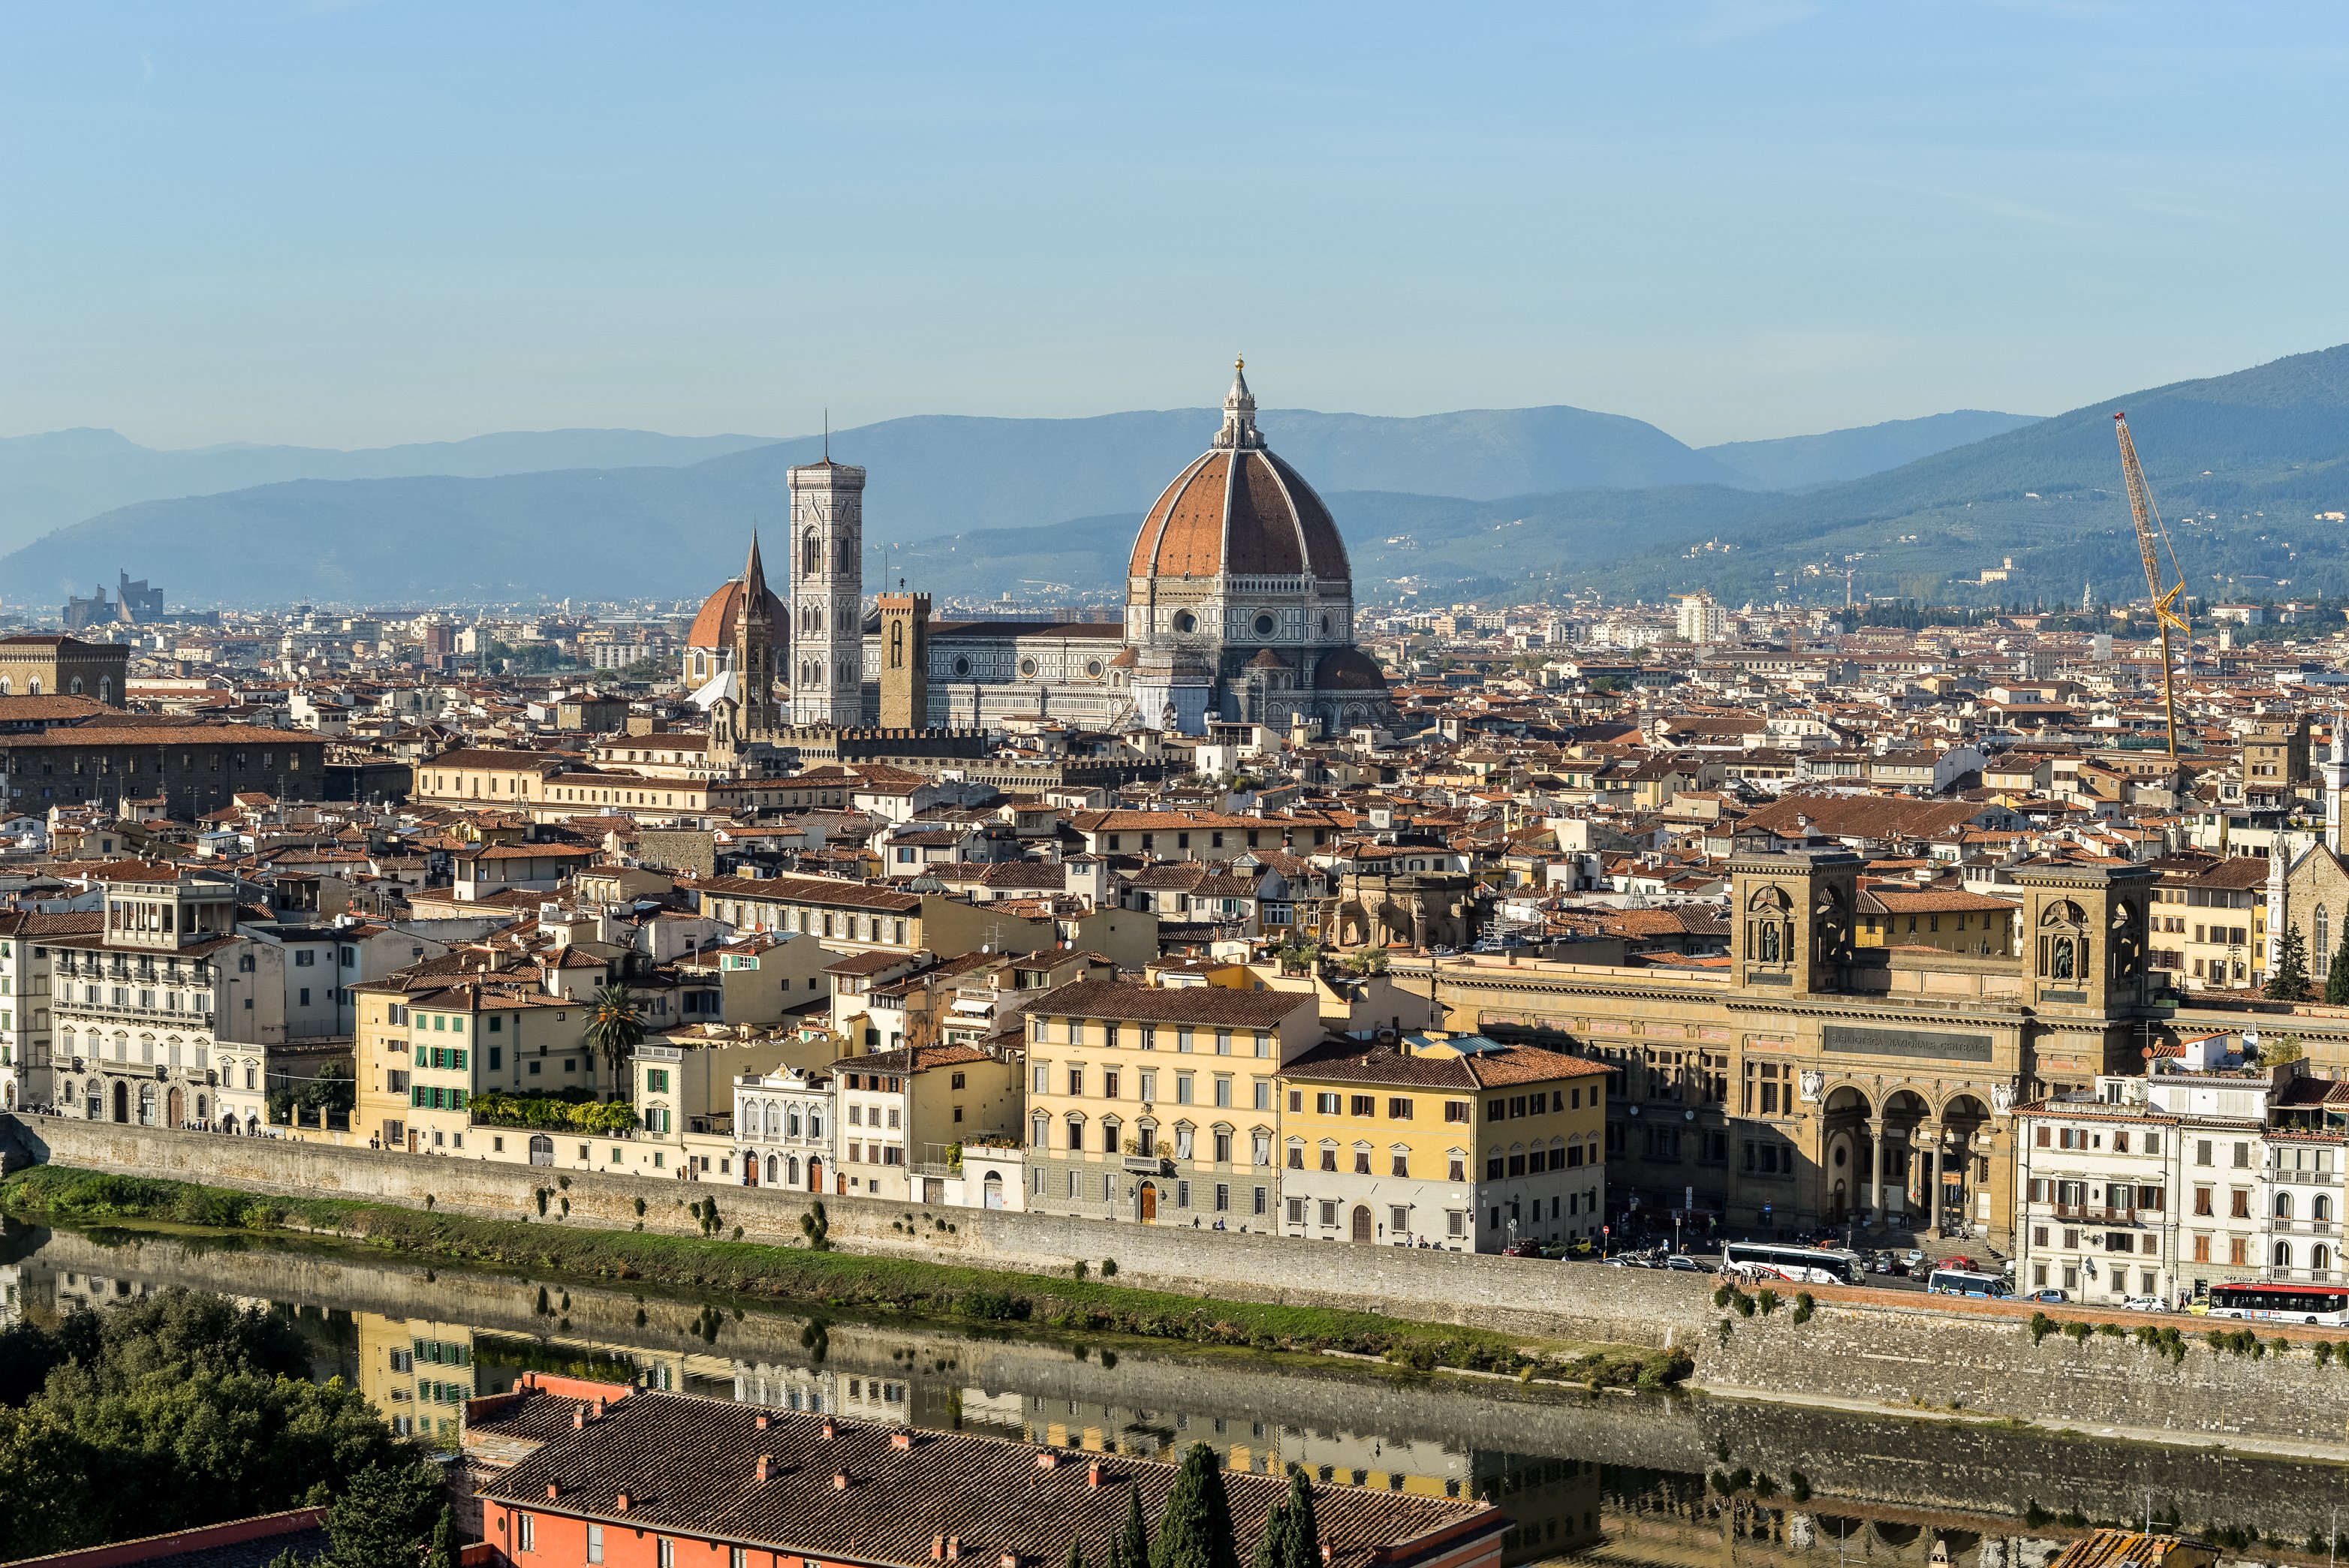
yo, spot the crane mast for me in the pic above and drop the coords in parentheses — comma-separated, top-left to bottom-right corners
(2113, 411, 2190, 757)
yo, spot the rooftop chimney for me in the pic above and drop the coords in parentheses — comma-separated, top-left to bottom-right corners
(934, 1539, 947, 1561)
(1001, 1556, 1021, 1568)
(1087, 1461, 1105, 1488)
(573, 1407, 587, 1429)
(616, 1494, 631, 1513)
(755, 1414, 769, 1429)
(892, 1431, 915, 1450)
(947, 1540, 962, 1561)
(756, 1455, 772, 1482)
(1035, 1451, 1062, 1470)
(833, 1472, 851, 1491)
(822, 1420, 837, 1440)
(546, 1485, 561, 1500)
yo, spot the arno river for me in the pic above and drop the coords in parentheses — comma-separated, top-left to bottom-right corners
(7, 1220, 2342, 1567)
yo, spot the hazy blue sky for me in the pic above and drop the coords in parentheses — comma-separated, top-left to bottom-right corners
(5, 2, 2347, 450)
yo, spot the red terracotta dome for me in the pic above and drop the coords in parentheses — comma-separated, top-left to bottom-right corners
(687, 576, 786, 652)
(1126, 363, 1350, 582)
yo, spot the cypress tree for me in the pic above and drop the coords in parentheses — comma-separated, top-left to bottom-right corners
(1279, 1470, 1321, 1568)
(2325, 928, 2349, 1004)
(1250, 1500, 1291, 1568)
(1121, 1482, 1152, 1568)
(1068, 1536, 1088, 1568)
(2267, 925, 2311, 1001)
(1153, 1443, 1240, 1568)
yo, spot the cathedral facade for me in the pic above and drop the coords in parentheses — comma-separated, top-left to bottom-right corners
(688, 365, 1395, 739)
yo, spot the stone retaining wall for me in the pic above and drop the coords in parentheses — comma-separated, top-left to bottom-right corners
(14, 1117, 2349, 1453)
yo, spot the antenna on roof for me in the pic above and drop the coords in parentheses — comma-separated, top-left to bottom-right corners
(823, 410, 830, 462)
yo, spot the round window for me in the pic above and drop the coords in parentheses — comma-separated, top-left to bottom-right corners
(1173, 611, 1197, 634)
(1254, 613, 1276, 637)
(1320, 612, 1333, 634)
(951, 656, 972, 678)
(1086, 660, 1104, 679)
(1018, 658, 1039, 679)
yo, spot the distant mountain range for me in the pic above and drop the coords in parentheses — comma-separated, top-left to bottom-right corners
(32, 342, 2349, 611)
(1697, 409, 2041, 491)
(0, 427, 778, 557)
(884, 345, 2349, 609)
(0, 398, 2046, 608)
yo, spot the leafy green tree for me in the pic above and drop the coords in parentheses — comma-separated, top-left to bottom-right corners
(323, 1460, 445, 1568)
(1153, 1443, 1240, 1568)
(2325, 928, 2349, 1004)
(585, 983, 647, 1094)
(0, 1291, 417, 1561)
(2267, 925, 2311, 1001)
(300, 1062, 357, 1121)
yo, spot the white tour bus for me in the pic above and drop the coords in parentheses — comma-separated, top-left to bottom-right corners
(1721, 1242, 1865, 1285)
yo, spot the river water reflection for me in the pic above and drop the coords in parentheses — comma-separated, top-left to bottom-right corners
(10, 1221, 2343, 1566)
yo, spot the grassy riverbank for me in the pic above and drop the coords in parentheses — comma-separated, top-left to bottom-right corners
(1, 1166, 1691, 1388)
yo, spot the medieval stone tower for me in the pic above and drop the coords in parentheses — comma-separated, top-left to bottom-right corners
(788, 457, 866, 727)
(876, 589, 931, 728)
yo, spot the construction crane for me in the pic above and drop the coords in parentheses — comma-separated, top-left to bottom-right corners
(2113, 411, 2191, 757)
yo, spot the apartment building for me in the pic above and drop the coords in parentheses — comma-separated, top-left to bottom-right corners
(352, 975, 591, 1154)
(1275, 1031, 1609, 1250)
(0, 910, 99, 1110)
(46, 865, 241, 1130)
(1022, 980, 1323, 1226)
(692, 874, 1056, 962)
(2013, 1033, 2340, 1303)
(829, 1043, 1022, 1202)
(2146, 858, 2266, 990)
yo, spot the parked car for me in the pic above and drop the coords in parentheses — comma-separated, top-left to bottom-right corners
(2122, 1296, 2170, 1314)
(2025, 1288, 2068, 1304)
(1501, 1240, 1544, 1259)
(1664, 1254, 1708, 1272)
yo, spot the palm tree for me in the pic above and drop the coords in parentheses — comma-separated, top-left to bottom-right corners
(585, 983, 646, 1097)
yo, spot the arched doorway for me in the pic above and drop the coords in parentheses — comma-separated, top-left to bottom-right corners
(111, 1081, 128, 1124)
(806, 1157, 824, 1192)
(1351, 1205, 1373, 1243)
(1938, 1094, 1995, 1236)
(983, 1170, 1004, 1209)
(137, 1085, 156, 1127)
(744, 1156, 760, 1188)
(1137, 1181, 1158, 1223)
(167, 1088, 183, 1127)
(1820, 1085, 1873, 1228)
(194, 1095, 206, 1124)
(787, 1156, 800, 1186)
(528, 1134, 554, 1166)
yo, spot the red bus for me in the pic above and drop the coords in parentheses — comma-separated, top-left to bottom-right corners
(2206, 1282, 2349, 1326)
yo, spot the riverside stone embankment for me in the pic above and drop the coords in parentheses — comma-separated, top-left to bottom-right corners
(14, 1116, 2349, 1453)
(27, 1226, 2349, 1538)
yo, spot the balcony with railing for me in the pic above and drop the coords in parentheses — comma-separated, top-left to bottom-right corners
(2048, 1203, 2158, 1225)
